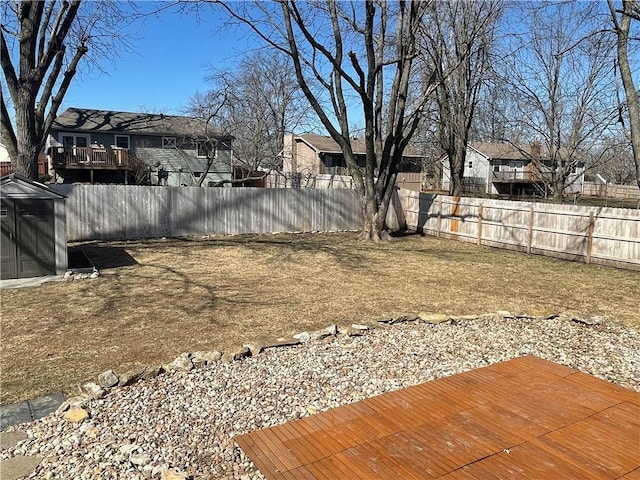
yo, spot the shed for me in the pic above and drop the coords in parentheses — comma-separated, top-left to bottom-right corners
(1, 174, 67, 279)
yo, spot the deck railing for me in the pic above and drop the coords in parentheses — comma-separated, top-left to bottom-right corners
(51, 146, 146, 171)
(492, 170, 547, 182)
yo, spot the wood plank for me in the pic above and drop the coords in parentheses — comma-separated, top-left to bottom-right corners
(533, 403, 640, 478)
(235, 356, 640, 480)
(462, 442, 604, 480)
(619, 467, 640, 479)
(565, 371, 640, 405)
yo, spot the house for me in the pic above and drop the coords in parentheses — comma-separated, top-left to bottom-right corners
(48, 108, 233, 186)
(441, 142, 585, 196)
(282, 133, 424, 178)
(0, 143, 10, 177)
(1, 174, 67, 279)
(0, 143, 49, 178)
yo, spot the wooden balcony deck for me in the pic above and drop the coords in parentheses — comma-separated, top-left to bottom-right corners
(236, 356, 640, 479)
(50, 146, 146, 172)
(492, 171, 546, 183)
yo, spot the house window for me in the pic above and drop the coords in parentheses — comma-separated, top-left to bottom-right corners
(493, 165, 500, 172)
(197, 140, 216, 158)
(114, 135, 130, 149)
(468, 161, 473, 169)
(60, 133, 89, 148)
(162, 137, 176, 148)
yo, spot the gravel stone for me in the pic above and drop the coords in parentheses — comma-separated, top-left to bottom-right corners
(1, 316, 638, 480)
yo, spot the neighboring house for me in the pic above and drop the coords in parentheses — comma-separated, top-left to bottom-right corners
(0, 143, 10, 177)
(48, 108, 233, 186)
(0, 143, 51, 178)
(282, 133, 424, 176)
(441, 142, 585, 196)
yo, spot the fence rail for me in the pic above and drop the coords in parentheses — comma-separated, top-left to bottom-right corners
(51, 184, 362, 241)
(397, 189, 640, 271)
(266, 172, 355, 189)
(266, 172, 423, 191)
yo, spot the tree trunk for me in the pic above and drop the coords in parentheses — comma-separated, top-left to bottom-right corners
(613, 1, 640, 189)
(552, 175, 565, 202)
(448, 146, 466, 196)
(358, 184, 395, 241)
(14, 97, 41, 180)
(449, 173, 462, 196)
(360, 200, 385, 241)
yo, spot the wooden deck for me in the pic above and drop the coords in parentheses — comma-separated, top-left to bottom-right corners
(235, 356, 640, 479)
(50, 146, 146, 172)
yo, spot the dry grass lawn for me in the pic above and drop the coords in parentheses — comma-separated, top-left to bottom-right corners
(1, 232, 638, 404)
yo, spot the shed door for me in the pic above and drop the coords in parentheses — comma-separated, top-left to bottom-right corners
(1, 199, 56, 279)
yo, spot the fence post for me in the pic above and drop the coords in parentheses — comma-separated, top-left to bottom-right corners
(477, 203, 483, 246)
(437, 196, 443, 238)
(527, 206, 534, 254)
(586, 211, 595, 264)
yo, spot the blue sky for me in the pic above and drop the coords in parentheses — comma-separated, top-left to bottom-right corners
(61, 3, 253, 116)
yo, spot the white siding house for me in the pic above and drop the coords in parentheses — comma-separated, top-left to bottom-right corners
(442, 142, 585, 196)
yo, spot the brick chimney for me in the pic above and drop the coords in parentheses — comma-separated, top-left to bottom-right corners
(531, 142, 541, 162)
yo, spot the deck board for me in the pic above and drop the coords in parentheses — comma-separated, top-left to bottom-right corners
(235, 356, 640, 479)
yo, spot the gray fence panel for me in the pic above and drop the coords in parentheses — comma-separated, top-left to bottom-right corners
(55, 185, 363, 241)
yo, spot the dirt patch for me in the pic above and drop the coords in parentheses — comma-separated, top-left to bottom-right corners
(1, 232, 638, 404)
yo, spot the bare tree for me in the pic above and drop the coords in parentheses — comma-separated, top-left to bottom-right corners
(421, 0, 503, 196)
(501, 1, 617, 201)
(191, 50, 314, 178)
(181, 93, 233, 187)
(608, 0, 640, 188)
(596, 137, 638, 185)
(1, 1, 131, 179)
(218, 1, 438, 240)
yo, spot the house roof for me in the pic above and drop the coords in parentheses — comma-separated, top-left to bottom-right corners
(52, 108, 229, 139)
(296, 134, 424, 157)
(470, 142, 553, 161)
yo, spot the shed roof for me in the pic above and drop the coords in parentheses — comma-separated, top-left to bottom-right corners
(0, 174, 66, 200)
(52, 108, 230, 139)
(296, 134, 424, 157)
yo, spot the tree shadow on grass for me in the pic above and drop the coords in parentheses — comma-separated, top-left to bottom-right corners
(155, 233, 372, 270)
(72, 243, 139, 270)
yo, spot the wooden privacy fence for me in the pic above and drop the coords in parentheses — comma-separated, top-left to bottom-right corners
(397, 189, 640, 271)
(266, 172, 423, 191)
(266, 173, 355, 189)
(582, 181, 640, 200)
(49, 185, 638, 270)
(51, 185, 362, 242)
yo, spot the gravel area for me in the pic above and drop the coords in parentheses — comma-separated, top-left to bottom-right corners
(2, 315, 639, 479)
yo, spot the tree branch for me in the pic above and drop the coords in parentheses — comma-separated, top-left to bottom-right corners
(0, 92, 18, 162)
(42, 43, 88, 140)
(0, 30, 20, 100)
